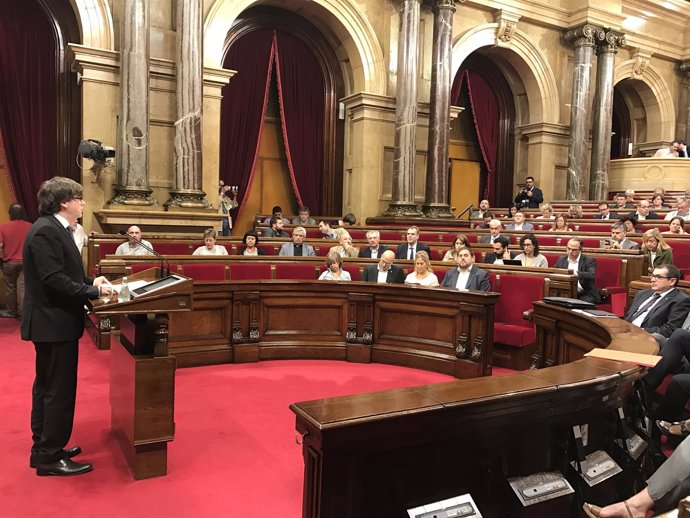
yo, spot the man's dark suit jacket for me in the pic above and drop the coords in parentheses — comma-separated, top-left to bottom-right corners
(394, 242, 431, 260)
(361, 264, 405, 283)
(440, 266, 491, 291)
(359, 245, 390, 258)
(514, 186, 544, 208)
(628, 211, 661, 220)
(554, 253, 601, 304)
(594, 213, 620, 220)
(21, 215, 98, 343)
(624, 288, 690, 338)
(484, 251, 518, 264)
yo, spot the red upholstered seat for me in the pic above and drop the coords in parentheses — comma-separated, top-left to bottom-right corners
(594, 257, 626, 316)
(671, 241, 690, 274)
(229, 263, 272, 280)
(274, 264, 317, 280)
(305, 229, 322, 239)
(348, 230, 366, 239)
(154, 243, 191, 255)
(182, 263, 226, 281)
(428, 248, 443, 261)
(488, 272, 497, 291)
(316, 245, 332, 256)
(419, 232, 440, 243)
(536, 236, 557, 246)
(379, 231, 402, 241)
(494, 324, 535, 347)
(99, 242, 119, 259)
(130, 263, 160, 275)
(343, 265, 360, 281)
(433, 268, 449, 285)
(543, 253, 560, 267)
(582, 238, 603, 249)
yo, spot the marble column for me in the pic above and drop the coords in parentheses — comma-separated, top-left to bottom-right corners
(564, 24, 604, 201)
(165, 0, 210, 209)
(589, 30, 625, 200)
(681, 61, 690, 143)
(421, 0, 457, 219)
(384, 0, 423, 217)
(110, 0, 157, 206)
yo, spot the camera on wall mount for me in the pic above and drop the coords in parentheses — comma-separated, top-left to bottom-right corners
(77, 139, 115, 179)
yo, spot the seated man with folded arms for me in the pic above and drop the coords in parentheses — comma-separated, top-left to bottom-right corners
(361, 250, 404, 284)
(264, 217, 290, 238)
(554, 237, 601, 304)
(394, 226, 431, 260)
(607, 222, 640, 250)
(115, 225, 154, 256)
(484, 236, 517, 265)
(505, 211, 534, 231)
(360, 230, 389, 259)
(441, 247, 490, 292)
(478, 219, 504, 244)
(279, 227, 315, 256)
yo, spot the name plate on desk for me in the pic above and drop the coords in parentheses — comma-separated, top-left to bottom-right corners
(130, 275, 187, 299)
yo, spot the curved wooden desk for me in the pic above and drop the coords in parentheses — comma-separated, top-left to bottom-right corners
(289, 303, 658, 518)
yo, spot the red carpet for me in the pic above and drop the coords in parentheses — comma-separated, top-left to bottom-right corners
(0, 317, 489, 517)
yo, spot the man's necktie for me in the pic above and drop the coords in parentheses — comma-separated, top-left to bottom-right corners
(408, 247, 413, 260)
(629, 293, 661, 321)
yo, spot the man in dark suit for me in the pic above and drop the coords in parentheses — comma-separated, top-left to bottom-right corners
(594, 202, 619, 220)
(554, 237, 601, 304)
(394, 226, 431, 260)
(624, 265, 690, 346)
(21, 177, 114, 476)
(361, 250, 404, 283)
(441, 247, 491, 291)
(628, 200, 660, 221)
(484, 236, 517, 264)
(607, 222, 640, 250)
(514, 176, 544, 209)
(359, 230, 389, 259)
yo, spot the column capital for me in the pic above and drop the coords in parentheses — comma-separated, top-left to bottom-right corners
(680, 60, 690, 78)
(431, 0, 459, 13)
(564, 24, 605, 49)
(597, 30, 625, 54)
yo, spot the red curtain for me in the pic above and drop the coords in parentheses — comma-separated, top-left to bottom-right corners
(0, 1, 58, 220)
(273, 30, 325, 214)
(219, 29, 275, 223)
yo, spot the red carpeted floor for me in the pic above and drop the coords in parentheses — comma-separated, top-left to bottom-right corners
(0, 317, 514, 517)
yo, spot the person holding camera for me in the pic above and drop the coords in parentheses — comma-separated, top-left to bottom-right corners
(514, 176, 543, 209)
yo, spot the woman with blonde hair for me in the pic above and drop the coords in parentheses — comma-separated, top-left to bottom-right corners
(405, 251, 439, 287)
(318, 253, 351, 281)
(442, 234, 472, 262)
(536, 203, 554, 220)
(549, 213, 572, 232)
(329, 231, 360, 258)
(193, 228, 229, 255)
(642, 228, 673, 271)
(567, 204, 583, 219)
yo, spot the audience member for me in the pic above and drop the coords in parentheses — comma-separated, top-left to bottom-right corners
(567, 204, 583, 219)
(292, 206, 315, 225)
(241, 230, 264, 256)
(484, 236, 517, 265)
(642, 228, 673, 272)
(264, 217, 289, 238)
(0, 203, 32, 318)
(508, 204, 519, 218)
(613, 193, 632, 210)
(619, 216, 640, 234)
(665, 216, 686, 235)
(607, 222, 640, 250)
(470, 199, 490, 219)
(535, 203, 554, 219)
(478, 219, 504, 244)
(515, 234, 548, 268)
(318, 220, 336, 239)
(395, 226, 431, 260)
(193, 228, 229, 255)
(630, 199, 659, 221)
(361, 250, 404, 283)
(678, 140, 689, 157)
(651, 194, 668, 210)
(549, 213, 572, 232)
(441, 247, 490, 291)
(360, 230, 389, 259)
(514, 176, 544, 209)
(625, 188, 636, 206)
(262, 205, 290, 225)
(115, 225, 154, 255)
(404, 251, 439, 287)
(594, 202, 618, 220)
(665, 197, 690, 221)
(318, 253, 351, 281)
(474, 211, 494, 229)
(340, 213, 357, 226)
(554, 238, 600, 304)
(653, 140, 680, 158)
(442, 234, 472, 262)
(218, 183, 238, 236)
(279, 227, 315, 256)
(505, 211, 534, 231)
(329, 231, 360, 258)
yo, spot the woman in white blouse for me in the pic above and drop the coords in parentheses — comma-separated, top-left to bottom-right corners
(318, 253, 351, 281)
(405, 251, 439, 287)
(514, 234, 548, 268)
(193, 228, 229, 255)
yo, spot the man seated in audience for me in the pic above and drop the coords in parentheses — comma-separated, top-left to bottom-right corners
(613, 193, 632, 210)
(470, 199, 490, 219)
(678, 140, 689, 158)
(629, 199, 659, 221)
(594, 202, 619, 220)
(292, 206, 315, 225)
(505, 211, 534, 231)
(441, 247, 490, 291)
(278, 227, 315, 256)
(264, 217, 289, 238)
(263, 205, 290, 225)
(653, 140, 680, 158)
(115, 225, 154, 255)
(478, 219, 504, 244)
(395, 226, 431, 260)
(474, 211, 494, 229)
(360, 230, 389, 259)
(554, 237, 600, 304)
(606, 222, 640, 250)
(318, 220, 336, 239)
(623, 265, 690, 346)
(625, 188, 636, 207)
(665, 197, 690, 221)
(361, 250, 404, 283)
(484, 236, 517, 265)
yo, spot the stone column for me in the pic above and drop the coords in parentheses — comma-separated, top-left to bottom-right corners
(564, 24, 604, 200)
(421, 0, 457, 218)
(111, 0, 156, 206)
(589, 30, 625, 200)
(384, 0, 423, 217)
(681, 61, 690, 143)
(165, 0, 210, 209)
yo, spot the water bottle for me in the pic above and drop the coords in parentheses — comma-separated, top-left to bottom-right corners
(119, 277, 130, 302)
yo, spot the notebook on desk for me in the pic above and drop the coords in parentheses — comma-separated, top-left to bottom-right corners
(542, 296, 596, 309)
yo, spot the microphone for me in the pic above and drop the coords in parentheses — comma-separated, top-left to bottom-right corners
(117, 230, 170, 278)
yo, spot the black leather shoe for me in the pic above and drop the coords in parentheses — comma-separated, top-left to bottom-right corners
(36, 458, 93, 476)
(30, 445, 82, 468)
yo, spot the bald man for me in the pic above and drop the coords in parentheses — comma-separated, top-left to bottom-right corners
(361, 250, 405, 283)
(115, 225, 155, 256)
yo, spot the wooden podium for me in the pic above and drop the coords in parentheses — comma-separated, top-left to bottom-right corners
(90, 268, 193, 479)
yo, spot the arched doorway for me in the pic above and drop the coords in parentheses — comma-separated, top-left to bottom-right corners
(611, 87, 632, 159)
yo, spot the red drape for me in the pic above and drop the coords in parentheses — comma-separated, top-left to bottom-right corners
(219, 29, 275, 223)
(0, 1, 58, 220)
(273, 30, 325, 214)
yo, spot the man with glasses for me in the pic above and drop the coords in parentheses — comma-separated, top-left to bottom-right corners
(594, 202, 619, 220)
(514, 176, 543, 209)
(361, 250, 404, 283)
(394, 226, 431, 260)
(115, 225, 154, 255)
(554, 238, 601, 304)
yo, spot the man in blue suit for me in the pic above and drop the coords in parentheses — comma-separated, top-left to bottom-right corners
(441, 247, 490, 291)
(394, 226, 431, 260)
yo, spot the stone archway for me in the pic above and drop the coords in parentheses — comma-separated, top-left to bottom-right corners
(69, 0, 115, 50)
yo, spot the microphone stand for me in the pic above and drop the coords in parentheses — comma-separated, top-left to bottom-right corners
(118, 231, 171, 279)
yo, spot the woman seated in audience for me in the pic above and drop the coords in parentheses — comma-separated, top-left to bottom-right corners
(318, 253, 351, 281)
(514, 234, 548, 268)
(567, 204, 583, 219)
(442, 234, 472, 262)
(665, 216, 686, 235)
(474, 211, 493, 229)
(651, 193, 669, 210)
(549, 213, 572, 232)
(508, 204, 519, 218)
(193, 228, 229, 255)
(536, 202, 555, 219)
(405, 251, 439, 287)
(619, 216, 640, 234)
(329, 231, 360, 258)
(642, 228, 673, 272)
(240, 230, 264, 256)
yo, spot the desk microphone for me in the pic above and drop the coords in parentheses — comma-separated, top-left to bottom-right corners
(117, 230, 171, 278)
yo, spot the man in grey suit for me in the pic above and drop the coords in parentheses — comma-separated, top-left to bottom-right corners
(361, 250, 404, 283)
(441, 247, 491, 291)
(607, 222, 640, 250)
(278, 227, 315, 256)
(505, 212, 534, 231)
(554, 237, 601, 304)
(478, 219, 504, 244)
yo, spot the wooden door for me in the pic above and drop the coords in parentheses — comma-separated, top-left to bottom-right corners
(449, 159, 480, 217)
